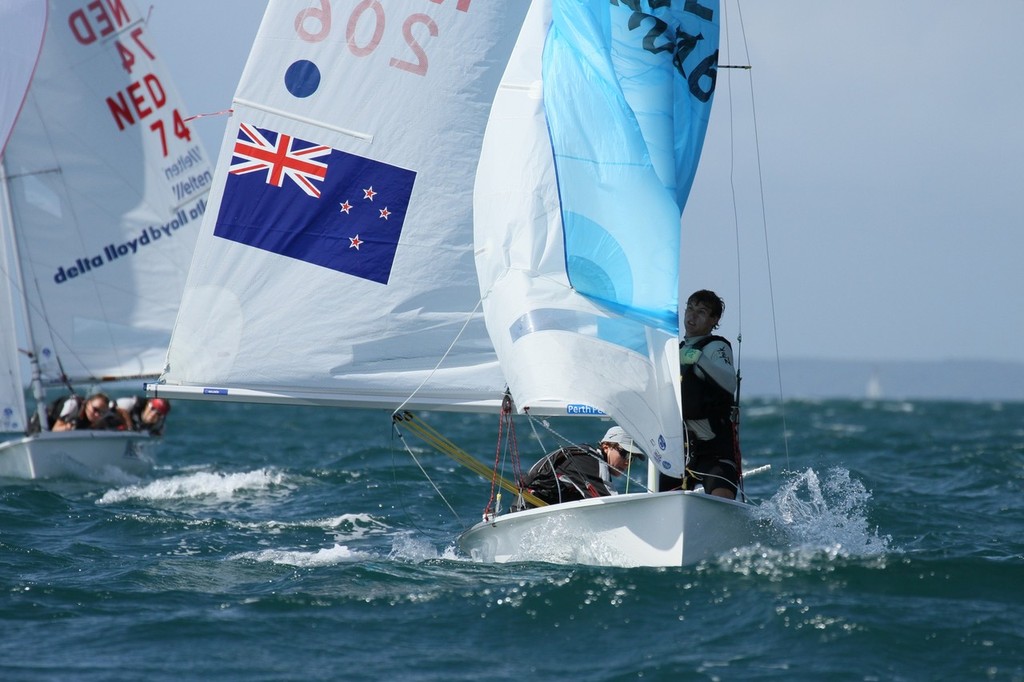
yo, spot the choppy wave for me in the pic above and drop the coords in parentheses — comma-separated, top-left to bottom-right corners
(95, 467, 292, 505)
(757, 467, 892, 558)
(4, 399, 1023, 680)
(232, 543, 372, 566)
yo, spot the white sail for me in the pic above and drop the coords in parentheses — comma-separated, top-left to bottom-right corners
(473, 1, 683, 467)
(2, 0, 212, 387)
(158, 1, 531, 411)
(0, 0, 46, 432)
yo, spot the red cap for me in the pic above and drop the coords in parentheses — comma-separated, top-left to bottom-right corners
(149, 398, 170, 416)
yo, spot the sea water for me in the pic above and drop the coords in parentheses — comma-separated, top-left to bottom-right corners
(1, 398, 1021, 681)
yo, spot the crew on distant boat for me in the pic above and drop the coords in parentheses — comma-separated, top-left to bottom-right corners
(666, 289, 741, 499)
(115, 396, 171, 436)
(518, 426, 645, 508)
(28, 393, 169, 434)
(50, 392, 128, 432)
(26, 394, 80, 433)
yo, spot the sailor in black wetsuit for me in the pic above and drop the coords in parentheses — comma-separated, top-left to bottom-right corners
(519, 426, 645, 507)
(662, 289, 741, 499)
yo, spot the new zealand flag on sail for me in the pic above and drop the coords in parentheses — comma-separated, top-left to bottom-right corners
(214, 123, 416, 284)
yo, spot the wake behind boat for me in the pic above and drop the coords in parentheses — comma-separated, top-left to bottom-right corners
(0, 0, 211, 480)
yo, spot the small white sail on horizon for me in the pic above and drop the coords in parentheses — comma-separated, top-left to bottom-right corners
(866, 369, 883, 400)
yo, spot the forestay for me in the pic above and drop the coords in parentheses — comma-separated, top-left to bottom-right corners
(474, 0, 719, 475)
(0, 0, 45, 155)
(158, 1, 531, 411)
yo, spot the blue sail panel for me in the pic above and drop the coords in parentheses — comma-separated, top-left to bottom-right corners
(544, 0, 719, 333)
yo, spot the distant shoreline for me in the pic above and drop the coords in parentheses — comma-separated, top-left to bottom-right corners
(738, 358, 1024, 402)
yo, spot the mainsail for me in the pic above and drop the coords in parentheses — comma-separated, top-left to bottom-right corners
(158, 2, 531, 410)
(475, 0, 719, 474)
(1, 0, 211, 435)
(2, 0, 212, 385)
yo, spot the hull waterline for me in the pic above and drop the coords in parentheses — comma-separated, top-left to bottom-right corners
(0, 430, 156, 480)
(458, 490, 760, 568)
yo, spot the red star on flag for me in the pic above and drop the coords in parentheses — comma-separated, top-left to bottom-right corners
(349, 235, 363, 250)
(363, 186, 376, 201)
(379, 207, 391, 220)
(339, 200, 352, 214)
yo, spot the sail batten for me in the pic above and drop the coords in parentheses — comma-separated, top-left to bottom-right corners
(231, 97, 375, 141)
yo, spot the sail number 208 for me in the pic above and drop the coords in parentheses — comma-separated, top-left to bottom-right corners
(294, 0, 473, 77)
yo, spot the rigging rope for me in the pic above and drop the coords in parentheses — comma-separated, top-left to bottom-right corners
(483, 393, 529, 517)
(721, 0, 792, 471)
(392, 411, 548, 510)
(391, 422, 463, 527)
(392, 297, 487, 416)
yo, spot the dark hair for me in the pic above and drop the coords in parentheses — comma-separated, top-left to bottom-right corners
(82, 392, 112, 415)
(687, 289, 724, 319)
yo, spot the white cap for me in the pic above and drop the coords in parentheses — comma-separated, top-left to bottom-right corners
(601, 426, 645, 457)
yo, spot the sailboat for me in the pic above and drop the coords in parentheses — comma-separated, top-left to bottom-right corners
(866, 368, 883, 400)
(456, 0, 759, 566)
(0, 0, 212, 479)
(150, 0, 761, 566)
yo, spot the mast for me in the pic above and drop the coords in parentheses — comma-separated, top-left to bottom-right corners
(0, 159, 49, 430)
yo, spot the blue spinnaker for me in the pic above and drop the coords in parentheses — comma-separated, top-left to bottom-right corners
(543, 0, 719, 333)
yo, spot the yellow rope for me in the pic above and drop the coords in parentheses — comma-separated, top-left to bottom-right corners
(394, 412, 548, 508)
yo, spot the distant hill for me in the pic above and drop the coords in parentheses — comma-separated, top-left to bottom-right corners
(738, 358, 1024, 402)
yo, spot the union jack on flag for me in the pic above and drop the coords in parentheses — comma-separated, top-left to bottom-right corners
(229, 123, 330, 198)
(215, 123, 417, 285)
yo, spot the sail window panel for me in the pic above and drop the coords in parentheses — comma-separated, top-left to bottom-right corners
(509, 308, 649, 356)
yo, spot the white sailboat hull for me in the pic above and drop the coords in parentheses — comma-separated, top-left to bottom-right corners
(458, 490, 759, 568)
(0, 431, 156, 480)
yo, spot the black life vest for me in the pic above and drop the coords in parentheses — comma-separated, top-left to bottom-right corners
(520, 445, 610, 506)
(27, 394, 81, 434)
(680, 335, 735, 422)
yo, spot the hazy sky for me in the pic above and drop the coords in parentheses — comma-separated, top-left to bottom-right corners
(144, 1, 1024, 365)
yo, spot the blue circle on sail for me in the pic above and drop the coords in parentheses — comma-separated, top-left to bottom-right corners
(284, 60, 321, 98)
(563, 211, 633, 304)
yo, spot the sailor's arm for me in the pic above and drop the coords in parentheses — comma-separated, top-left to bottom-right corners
(694, 340, 737, 394)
